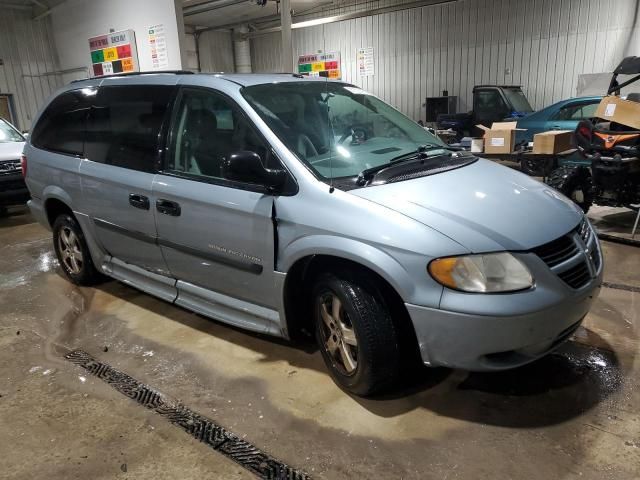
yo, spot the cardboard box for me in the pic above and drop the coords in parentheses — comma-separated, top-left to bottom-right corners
(594, 95, 640, 130)
(532, 130, 573, 154)
(470, 138, 484, 153)
(476, 122, 525, 154)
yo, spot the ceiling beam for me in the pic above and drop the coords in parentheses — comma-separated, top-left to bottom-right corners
(184, 0, 249, 17)
(244, 0, 459, 37)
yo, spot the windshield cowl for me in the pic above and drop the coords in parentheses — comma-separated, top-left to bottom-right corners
(368, 153, 478, 186)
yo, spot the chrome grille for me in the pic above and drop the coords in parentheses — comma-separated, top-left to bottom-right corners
(558, 262, 592, 289)
(0, 160, 21, 174)
(579, 219, 591, 245)
(531, 234, 578, 267)
(532, 219, 600, 290)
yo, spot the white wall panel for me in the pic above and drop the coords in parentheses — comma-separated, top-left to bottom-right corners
(251, 0, 640, 120)
(0, 9, 62, 130)
(198, 30, 235, 72)
(50, 0, 185, 82)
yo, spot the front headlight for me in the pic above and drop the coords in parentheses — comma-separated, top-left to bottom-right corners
(428, 252, 533, 293)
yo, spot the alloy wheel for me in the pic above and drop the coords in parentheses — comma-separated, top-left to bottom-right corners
(319, 293, 358, 374)
(58, 227, 83, 275)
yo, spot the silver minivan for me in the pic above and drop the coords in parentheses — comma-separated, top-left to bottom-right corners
(24, 72, 603, 395)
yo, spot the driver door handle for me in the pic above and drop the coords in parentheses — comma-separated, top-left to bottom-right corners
(156, 199, 181, 216)
(129, 193, 150, 210)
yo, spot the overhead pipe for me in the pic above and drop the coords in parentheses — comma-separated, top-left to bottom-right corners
(243, 0, 459, 38)
(2, 3, 32, 11)
(22, 66, 90, 78)
(184, 0, 249, 17)
(232, 25, 252, 73)
(280, 0, 293, 72)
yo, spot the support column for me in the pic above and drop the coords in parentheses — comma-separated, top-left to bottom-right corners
(280, 0, 293, 72)
(233, 25, 252, 73)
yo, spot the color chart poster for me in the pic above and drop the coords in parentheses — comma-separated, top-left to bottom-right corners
(89, 30, 139, 77)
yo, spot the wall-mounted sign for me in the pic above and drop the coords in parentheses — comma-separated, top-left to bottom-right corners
(297, 52, 341, 79)
(89, 29, 139, 77)
(148, 24, 169, 70)
(357, 47, 374, 77)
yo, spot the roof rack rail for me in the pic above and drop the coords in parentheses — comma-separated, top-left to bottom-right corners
(71, 70, 195, 83)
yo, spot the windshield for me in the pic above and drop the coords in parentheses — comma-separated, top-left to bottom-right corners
(503, 89, 533, 113)
(241, 82, 449, 179)
(0, 118, 24, 143)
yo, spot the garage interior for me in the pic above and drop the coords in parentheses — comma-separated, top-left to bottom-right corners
(1, 0, 640, 479)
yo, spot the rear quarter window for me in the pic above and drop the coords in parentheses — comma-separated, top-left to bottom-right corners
(84, 85, 174, 173)
(31, 89, 94, 156)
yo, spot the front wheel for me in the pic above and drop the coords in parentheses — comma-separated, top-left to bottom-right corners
(546, 165, 594, 213)
(312, 271, 400, 396)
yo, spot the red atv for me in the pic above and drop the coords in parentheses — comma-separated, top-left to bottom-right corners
(547, 56, 640, 213)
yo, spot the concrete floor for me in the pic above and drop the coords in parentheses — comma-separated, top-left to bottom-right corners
(1, 206, 639, 480)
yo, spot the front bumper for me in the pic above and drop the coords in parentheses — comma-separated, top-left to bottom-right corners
(407, 268, 602, 371)
(0, 172, 29, 207)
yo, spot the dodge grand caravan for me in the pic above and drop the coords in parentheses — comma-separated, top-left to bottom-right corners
(24, 72, 603, 396)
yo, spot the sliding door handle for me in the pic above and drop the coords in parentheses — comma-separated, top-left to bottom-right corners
(129, 193, 150, 210)
(156, 199, 181, 216)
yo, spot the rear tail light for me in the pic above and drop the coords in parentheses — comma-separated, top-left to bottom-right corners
(577, 124, 592, 140)
(21, 154, 27, 178)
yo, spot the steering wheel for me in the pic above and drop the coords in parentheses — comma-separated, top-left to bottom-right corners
(338, 125, 369, 145)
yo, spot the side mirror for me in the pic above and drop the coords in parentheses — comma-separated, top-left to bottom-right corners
(221, 151, 287, 193)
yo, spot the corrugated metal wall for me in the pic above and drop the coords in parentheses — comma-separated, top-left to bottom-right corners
(0, 9, 62, 130)
(198, 30, 236, 72)
(251, 0, 640, 121)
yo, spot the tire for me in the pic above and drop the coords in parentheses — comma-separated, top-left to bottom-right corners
(520, 157, 556, 177)
(546, 165, 594, 213)
(312, 271, 400, 396)
(52, 213, 104, 285)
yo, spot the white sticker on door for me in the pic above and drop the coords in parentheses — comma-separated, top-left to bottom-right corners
(604, 103, 616, 117)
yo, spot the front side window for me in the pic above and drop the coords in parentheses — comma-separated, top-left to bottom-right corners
(502, 88, 533, 113)
(0, 118, 24, 143)
(242, 82, 448, 180)
(31, 89, 93, 155)
(166, 88, 277, 180)
(84, 85, 174, 173)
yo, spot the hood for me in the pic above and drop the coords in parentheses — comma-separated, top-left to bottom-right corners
(0, 141, 24, 162)
(349, 158, 582, 252)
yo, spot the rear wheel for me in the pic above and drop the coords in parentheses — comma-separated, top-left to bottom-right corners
(547, 165, 594, 213)
(312, 271, 400, 396)
(52, 214, 104, 285)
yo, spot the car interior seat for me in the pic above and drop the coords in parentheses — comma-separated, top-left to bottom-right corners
(184, 108, 226, 177)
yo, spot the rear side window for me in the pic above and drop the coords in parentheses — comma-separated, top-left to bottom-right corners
(31, 89, 94, 156)
(84, 85, 174, 173)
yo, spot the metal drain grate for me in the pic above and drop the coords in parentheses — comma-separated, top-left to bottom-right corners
(65, 350, 310, 480)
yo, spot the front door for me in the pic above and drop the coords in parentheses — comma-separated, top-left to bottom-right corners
(80, 84, 175, 275)
(153, 87, 279, 312)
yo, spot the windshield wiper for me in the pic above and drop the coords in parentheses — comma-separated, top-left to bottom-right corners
(388, 144, 439, 163)
(356, 144, 458, 186)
